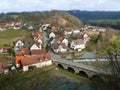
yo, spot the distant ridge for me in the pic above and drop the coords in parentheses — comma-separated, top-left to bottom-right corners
(0, 10, 83, 27)
(66, 10, 120, 20)
(66, 10, 120, 29)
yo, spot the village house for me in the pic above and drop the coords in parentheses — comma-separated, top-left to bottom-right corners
(97, 27, 106, 32)
(51, 25, 58, 32)
(25, 25, 33, 30)
(21, 53, 52, 71)
(61, 38, 69, 46)
(0, 46, 11, 53)
(72, 28, 80, 34)
(33, 32, 43, 41)
(49, 32, 56, 39)
(0, 62, 9, 74)
(50, 36, 69, 46)
(71, 39, 85, 51)
(2, 23, 8, 28)
(14, 39, 24, 52)
(42, 24, 50, 31)
(82, 24, 91, 30)
(37, 38, 43, 44)
(0, 27, 6, 31)
(21, 48, 31, 56)
(0, 48, 3, 53)
(83, 33, 90, 43)
(52, 42, 67, 53)
(14, 25, 21, 30)
(15, 22, 22, 26)
(15, 49, 47, 67)
(64, 29, 72, 35)
(30, 42, 42, 50)
(15, 55, 30, 68)
(8, 22, 15, 27)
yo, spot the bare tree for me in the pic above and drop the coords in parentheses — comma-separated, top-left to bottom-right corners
(97, 31, 120, 90)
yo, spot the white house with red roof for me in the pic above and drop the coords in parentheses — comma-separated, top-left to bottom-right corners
(52, 42, 67, 53)
(0, 62, 9, 74)
(9, 22, 15, 27)
(42, 24, 50, 31)
(71, 39, 85, 51)
(49, 32, 55, 39)
(51, 25, 58, 32)
(14, 25, 21, 30)
(15, 22, 22, 26)
(14, 39, 24, 52)
(83, 33, 90, 43)
(64, 30, 72, 35)
(0, 48, 3, 53)
(30, 42, 42, 50)
(21, 53, 52, 71)
(61, 38, 69, 46)
(72, 28, 80, 34)
(0, 27, 6, 31)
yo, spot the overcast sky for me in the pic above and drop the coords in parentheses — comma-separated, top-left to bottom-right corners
(0, 0, 120, 13)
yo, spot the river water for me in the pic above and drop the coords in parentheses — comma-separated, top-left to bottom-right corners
(35, 68, 94, 90)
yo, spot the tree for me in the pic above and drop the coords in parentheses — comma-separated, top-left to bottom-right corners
(98, 33, 120, 90)
(8, 48, 15, 56)
(45, 45, 50, 52)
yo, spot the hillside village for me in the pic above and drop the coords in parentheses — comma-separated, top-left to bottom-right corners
(0, 20, 107, 74)
(0, 21, 33, 31)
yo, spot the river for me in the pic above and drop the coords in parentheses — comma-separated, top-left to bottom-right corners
(34, 68, 94, 90)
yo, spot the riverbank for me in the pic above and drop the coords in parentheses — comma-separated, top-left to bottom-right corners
(0, 64, 95, 90)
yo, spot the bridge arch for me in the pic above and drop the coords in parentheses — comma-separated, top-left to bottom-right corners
(78, 71, 88, 78)
(91, 75, 103, 83)
(57, 64, 64, 69)
(67, 67, 75, 73)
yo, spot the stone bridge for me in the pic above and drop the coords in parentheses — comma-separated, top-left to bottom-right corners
(54, 59, 109, 79)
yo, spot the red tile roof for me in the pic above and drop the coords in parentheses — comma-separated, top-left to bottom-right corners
(66, 30, 72, 32)
(52, 42, 67, 49)
(21, 53, 51, 66)
(31, 49, 47, 55)
(34, 32, 43, 40)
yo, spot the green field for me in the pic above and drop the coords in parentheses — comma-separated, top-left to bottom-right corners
(0, 29, 32, 46)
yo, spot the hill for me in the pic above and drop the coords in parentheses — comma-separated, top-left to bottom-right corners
(84, 19, 120, 29)
(66, 10, 120, 20)
(66, 10, 120, 29)
(0, 11, 83, 27)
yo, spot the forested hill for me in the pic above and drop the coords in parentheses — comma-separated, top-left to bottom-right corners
(0, 11, 83, 27)
(66, 10, 120, 20)
(66, 10, 120, 29)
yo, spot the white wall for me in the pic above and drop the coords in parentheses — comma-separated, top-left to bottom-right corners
(23, 60, 52, 71)
(30, 44, 41, 50)
(15, 40, 24, 47)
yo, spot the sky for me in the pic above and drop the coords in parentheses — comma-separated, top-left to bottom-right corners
(0, 0, 120, 13)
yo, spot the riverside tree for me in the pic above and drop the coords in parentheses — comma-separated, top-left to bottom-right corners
(97, 32, 120, 90)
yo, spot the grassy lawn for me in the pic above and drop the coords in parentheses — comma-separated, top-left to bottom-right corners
(0, 29, 32, 46)
(0, 54, 10, 62)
